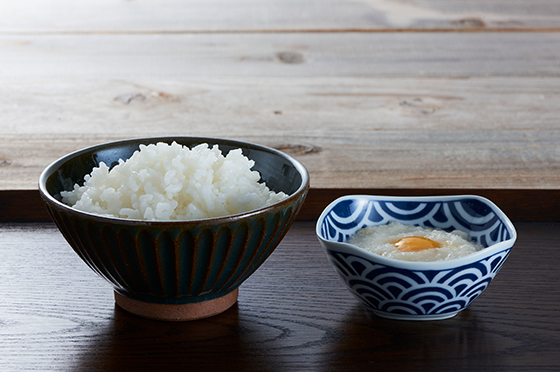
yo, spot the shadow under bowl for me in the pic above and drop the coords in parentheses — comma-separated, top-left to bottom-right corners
(316, 195, 516, 321)
(39, 136, 309, 321)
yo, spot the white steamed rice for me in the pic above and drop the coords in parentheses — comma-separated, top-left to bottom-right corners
(61, 142, 287, 220)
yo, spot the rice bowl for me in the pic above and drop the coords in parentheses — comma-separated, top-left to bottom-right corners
(39, 136, 309, 321)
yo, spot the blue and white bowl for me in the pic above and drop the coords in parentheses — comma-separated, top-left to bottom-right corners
(316, 195, 517, 321)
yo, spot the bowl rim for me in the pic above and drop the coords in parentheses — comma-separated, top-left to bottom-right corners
(316, 194, 517, 270)
(38, 136, 310, 225)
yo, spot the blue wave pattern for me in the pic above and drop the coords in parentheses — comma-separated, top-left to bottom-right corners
(319, 198, 511, 248)
(326, 249, 510, 316)
(319, 198, 513, 317)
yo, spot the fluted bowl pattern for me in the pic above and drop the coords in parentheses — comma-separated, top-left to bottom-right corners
(39, 137, 309, 306)
(316, 195, 516, 320)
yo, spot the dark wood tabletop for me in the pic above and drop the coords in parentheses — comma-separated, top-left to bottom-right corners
(1, 220, 559, 371)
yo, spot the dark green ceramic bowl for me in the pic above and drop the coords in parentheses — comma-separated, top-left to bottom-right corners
(39, 137, 309, 321)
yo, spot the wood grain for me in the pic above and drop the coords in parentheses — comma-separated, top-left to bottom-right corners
(1, 46, 560, 192)
(0, 78, 560, 191)
(1, 27, 559, 219)
(1, 0, 560, 32)
(0, 221, 558, 371)
(2, 33, 560, 80)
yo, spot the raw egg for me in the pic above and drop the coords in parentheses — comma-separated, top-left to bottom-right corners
(346, 221, 483, 262)
(393, 236, 442, 252)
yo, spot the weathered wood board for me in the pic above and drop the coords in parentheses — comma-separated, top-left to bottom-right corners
(1, 32, 559, 191)
(2, 76, 560, 190)
(1, 33, 560, 80)
(1, 0, 560, 32)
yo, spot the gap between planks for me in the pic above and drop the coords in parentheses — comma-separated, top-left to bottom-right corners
(2, 188, 559, 223)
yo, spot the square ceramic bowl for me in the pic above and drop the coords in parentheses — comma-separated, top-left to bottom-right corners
(316, 195, 516, 320)
(39, 137, 309, 321)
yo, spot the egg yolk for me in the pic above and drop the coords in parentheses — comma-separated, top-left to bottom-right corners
(393, 236, 442, 252)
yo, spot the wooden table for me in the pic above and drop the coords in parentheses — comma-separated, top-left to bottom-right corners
(1, 222, 559, 371)
(1, 1, 559, 371)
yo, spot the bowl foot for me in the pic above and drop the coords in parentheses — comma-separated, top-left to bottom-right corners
(371, 309, 459, 321)
(114, 289, 239, 321)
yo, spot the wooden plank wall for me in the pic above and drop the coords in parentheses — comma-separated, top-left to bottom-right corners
(2, 0, 560, 31)
(0, 1, 559, 221)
